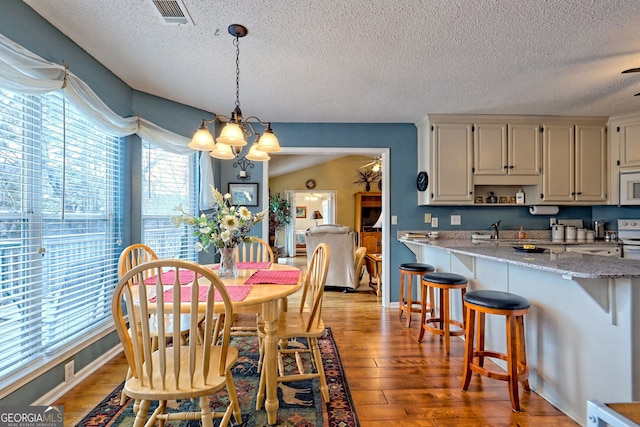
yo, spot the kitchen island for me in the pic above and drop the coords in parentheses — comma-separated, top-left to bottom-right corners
(399, 236, 640, 426)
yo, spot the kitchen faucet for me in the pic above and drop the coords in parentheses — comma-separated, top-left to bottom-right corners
(491, 220, 502, 239)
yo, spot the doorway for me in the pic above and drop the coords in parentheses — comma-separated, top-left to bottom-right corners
(284, 190, 336, 257)
(261, 147, 390, 308)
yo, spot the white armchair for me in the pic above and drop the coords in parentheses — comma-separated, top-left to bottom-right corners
(305, 224, 366, 290)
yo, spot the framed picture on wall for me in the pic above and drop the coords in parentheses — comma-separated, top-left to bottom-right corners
(296, 206, 307, 218)
(228, 183, 259, 206)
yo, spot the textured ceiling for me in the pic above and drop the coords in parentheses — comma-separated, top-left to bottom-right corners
(22, 0, 640, 123)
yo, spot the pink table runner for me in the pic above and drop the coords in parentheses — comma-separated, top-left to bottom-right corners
(149, 285, 252, 303)
(143, 270, 199, 285)
(211, 261, 272, 270)
(244, 270, 300, 285)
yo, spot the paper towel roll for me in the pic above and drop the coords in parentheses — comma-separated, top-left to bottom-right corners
(528, 205, 559, 215)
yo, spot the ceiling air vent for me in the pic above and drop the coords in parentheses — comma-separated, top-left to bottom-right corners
(149, 0, 194, 25)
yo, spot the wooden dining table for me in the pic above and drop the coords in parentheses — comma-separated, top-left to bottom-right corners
(208, 263, 302, 425)
(135, 262, 302, 425)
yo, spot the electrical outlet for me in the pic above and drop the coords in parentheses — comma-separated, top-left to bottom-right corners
(550, 218, 557, 226)
(65, 361, 74, 382)
(451, 215, 461, 225)
(424, 213, 432, 223)
(431, 217, 438, 228)
(391, 215, 397, 225)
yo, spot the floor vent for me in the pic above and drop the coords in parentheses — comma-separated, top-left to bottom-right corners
(149, 0, 194, 25)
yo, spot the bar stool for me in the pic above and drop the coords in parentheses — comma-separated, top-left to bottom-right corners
(418, 272, 467, 355)
(398, 263, 435, 327)
(461, 290, 530, 412)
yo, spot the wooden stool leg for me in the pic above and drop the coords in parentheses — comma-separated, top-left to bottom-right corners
(443, 288, 451, 355)
(406, 275, 413, 327)
(477, 312, 486, 368)
(506, 315, 521, 411)
(399, 272, 406, 319)
(417, 281, 427, 342)
(427, 286, 434, 314)
(461, 305, 475, 390)
(517, 315, 531, 392)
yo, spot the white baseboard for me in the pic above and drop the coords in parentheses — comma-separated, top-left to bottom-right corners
(33, 344, 123, 406)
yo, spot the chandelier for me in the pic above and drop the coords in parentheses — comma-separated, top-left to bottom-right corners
(188, 24, 281, 161)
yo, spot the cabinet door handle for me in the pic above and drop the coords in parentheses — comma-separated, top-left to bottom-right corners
(509, 165, 514, 169)
(577, 192, 582, 195)
(503, 165, 508, 170)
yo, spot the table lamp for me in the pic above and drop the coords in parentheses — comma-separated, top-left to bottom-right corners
(311, 210, 323, 225)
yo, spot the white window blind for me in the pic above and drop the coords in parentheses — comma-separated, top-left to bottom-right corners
(141, 140, 198, 260)
(0, 89, 122, 383)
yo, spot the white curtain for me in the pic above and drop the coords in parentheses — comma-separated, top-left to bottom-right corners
(0, 32, 214, 202)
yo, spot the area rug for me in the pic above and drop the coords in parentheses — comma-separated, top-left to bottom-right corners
(76, 327, 359, 426)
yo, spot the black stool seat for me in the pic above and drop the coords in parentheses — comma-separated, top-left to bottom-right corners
(399, 263, 435, 272)
(423, 272, 467, 285)
(464, 290, 530, 311)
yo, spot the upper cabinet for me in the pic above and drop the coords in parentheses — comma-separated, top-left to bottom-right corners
(474, 123, 541, 176)
(541, 123, 607, 204)
(418, 114, 608, 206)
(431, 123, 474, 203)
(416, 117, 473, 205)
(607, 113, 640, 205)
(618, 120, 640, 168)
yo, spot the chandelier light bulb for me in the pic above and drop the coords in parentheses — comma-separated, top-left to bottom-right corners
(216, 122, 247, 146)
(245, 140, 270, 161)
(188, 121, 216, 150)
(209, 142, 236, 159)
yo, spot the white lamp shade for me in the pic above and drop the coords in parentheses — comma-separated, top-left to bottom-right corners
(209, 142, 236, 160)
(216, 122, 247, 146)
(188, 126, 216, 151)
(245, 142, 270, 161)
(256, 129, 281, 152)
(373, 212, 383, 228)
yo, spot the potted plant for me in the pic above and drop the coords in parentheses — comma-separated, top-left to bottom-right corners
(269, 193, 291, 254)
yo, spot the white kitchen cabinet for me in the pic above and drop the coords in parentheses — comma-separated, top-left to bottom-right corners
(542, 123, 607, 203)
(431, 123, 474, 203)
(608, 113, 640, 205)
(575, 124, 607, 202)
(618, 120, 640, 168)
(474, 123, 541, 176)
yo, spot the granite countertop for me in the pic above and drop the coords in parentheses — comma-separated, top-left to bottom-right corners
(398, 234, 640, 279)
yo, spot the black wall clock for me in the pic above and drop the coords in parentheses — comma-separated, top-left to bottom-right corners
(417, 171, 428, 191)
(305, 179, 316, 189)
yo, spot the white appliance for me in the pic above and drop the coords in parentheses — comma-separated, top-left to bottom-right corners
(618, 219, 640, 259)
(619, 171, 640, 205)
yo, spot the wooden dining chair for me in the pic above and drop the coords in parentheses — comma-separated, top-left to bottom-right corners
(112, 259, 242, 427)
(256, 243, 331, 408)
(117, 244, 194, 404)
(235, 237, 274, 263)
(213, 238, 275, 344)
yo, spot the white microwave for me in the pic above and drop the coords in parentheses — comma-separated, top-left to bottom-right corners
(620, 171, 640, 205)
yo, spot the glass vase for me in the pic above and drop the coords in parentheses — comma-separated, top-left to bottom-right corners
(218, 246, 238, 278)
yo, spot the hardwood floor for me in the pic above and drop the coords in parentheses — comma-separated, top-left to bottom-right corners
(55, 256, 578, 426)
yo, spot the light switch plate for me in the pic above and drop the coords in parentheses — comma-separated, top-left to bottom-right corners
(424, 213, 432, 223)
(431, 217, 438, 228)
(451, 215, 461, 225)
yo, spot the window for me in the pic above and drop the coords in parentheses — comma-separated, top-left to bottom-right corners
(0, 90, 122, 384)
(141, 140, 198, 260)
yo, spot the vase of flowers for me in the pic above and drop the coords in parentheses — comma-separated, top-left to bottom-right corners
(173, 186, 265, 278)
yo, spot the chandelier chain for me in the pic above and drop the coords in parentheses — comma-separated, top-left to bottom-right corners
(234, 36, 241, 108)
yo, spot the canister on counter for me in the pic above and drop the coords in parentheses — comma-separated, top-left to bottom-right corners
(577, 228, 586, 242)
(552, 224, 565, 242)
(565, 226, 577, 243)
(586, 230, 595, 242)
